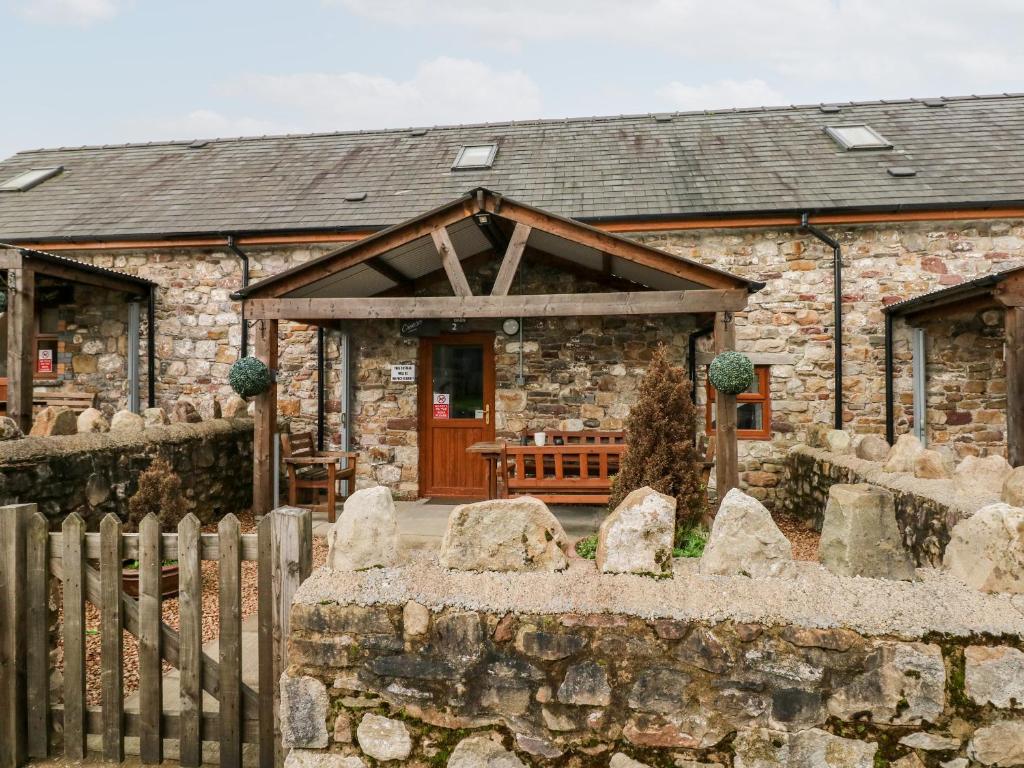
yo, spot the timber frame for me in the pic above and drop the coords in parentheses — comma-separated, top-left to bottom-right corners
(236, 189, 761, 514)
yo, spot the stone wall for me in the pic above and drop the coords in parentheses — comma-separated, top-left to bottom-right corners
(0, 418, 254, 527)
(281, 555, 1024, 768)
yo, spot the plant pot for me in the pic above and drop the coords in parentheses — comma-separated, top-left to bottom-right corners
(122, 562, 180, 599)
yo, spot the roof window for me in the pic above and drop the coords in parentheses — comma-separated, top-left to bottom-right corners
(0, 166, 63, 192)
(452, 144, 497, 170)
(824, 125, 892, 150)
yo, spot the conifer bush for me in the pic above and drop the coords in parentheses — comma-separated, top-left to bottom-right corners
(126, 456, 189, 533)
(608, 345, 708, 534)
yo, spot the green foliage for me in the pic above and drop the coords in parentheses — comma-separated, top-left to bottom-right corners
(575, 533, 599, 560)
(708, 350, 755, 395)
(673, 527, 708, 558)
(126, 457, 189, 533)
(608, 345, 708, 530)
(228, 355, 273, 398)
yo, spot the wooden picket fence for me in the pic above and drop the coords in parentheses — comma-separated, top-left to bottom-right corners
(0, 503, 313, 768)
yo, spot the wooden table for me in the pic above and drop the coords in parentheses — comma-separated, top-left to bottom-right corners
(466, 440, 505, 500)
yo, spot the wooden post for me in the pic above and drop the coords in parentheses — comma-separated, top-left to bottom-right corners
(62, 513, 87, 761)
(99, 514, 124, 763)
(24, 513, 49, 760)
(714, 312, 739, 503)
(1006, 307, 1024, 466)
(0, 504, 34, 768)
(138, 514, 162, 764)
(253, 318, 279, 515)
(178, 514, 202, 768)
(6, 258, 35, 435)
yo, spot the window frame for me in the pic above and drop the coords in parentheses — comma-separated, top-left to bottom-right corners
(705, 364, 772, 441)
(823, 124, 892, 151)
(451, 143, 498, 170)
(33, 313, 60, 380)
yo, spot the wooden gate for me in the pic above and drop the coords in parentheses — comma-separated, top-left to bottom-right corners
(0, 503, 312, 768)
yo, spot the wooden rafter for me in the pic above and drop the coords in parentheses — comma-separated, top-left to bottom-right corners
(490, 223, 531, 297)
(525, 248, 643, 293)
(364, 258, 409, 287)
(430, 226, 472, 297)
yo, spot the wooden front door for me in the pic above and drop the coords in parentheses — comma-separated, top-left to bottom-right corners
(418, 333, 495, 498)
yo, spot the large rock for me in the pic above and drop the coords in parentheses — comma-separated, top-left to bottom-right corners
(448, 735, 525, 768)
(818, 484, 916, 580)
(440, 496, 569, 572)
(968, 721, 1024, 767)
(327, 486, 400, 571)
(856, 435, 890, 462)
(172, 398, 202, 424)
(882, 433, 923, 473)
(789, 728, 877, 768)
(142, 407, 169, 426)
(943, 503, 1024, 593)
(0, 416, 23, 441)
(824, 430, 852, 455)
(222, 395, 249, 418)
(699, 488, 794, 578)
(914, 449, 950, 479)
(953, 454, 1012, 497)
(1002, 466, 1024, 506)
(596, 486, 675, 576)
(280, 675, 329, 748)
(828, 642, 945, 724)
(355, 713, 412, 762)
(110, 409, 145, 432)
(964, 645, 1024, 708)
(76, 407, 109, 434)
(29, 406, 77, 437)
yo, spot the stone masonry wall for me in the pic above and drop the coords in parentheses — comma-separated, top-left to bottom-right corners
(0, 418, 253, 528)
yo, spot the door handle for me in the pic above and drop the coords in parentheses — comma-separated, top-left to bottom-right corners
(484, 404, 491, 425)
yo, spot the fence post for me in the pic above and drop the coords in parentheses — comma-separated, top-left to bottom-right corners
(0, 504, 34, 768)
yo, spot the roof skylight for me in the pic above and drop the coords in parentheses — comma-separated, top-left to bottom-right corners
(0, 166, 63, 192)
(452, 144, 497, 170)
(824, 125, 892, 151)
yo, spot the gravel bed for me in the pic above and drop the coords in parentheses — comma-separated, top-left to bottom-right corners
(775, 513, 819, 561)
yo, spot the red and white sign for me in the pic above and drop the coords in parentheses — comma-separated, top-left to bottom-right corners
(432, 392, 450, 419)
(37, 348, 54, 374)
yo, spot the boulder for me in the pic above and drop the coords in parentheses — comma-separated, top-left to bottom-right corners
(76, 407, 109, 434)
(914, 449, 950, 479)
(953, 454, 1012, 497)
(440, 496, 570, 572)
(172, 398, 202, 424)
(355, 713, 412, 762)
(818, 484, 916, 580)
(110, 409, 145, 432)
(828, 642, 945, 724)
(699, 488, 794, 578)
(142, 407, 169, 426)
(1001, 466, 1024, 506)
(789, 729, 877, 768)
(968, 721, 1024, 767)
(29, 406, 77, 437)
(280, 675, 329, 748)
(448, 735, 525, 768)
(882, 433, 923, 473)
(222, 395, 249, 418)
(943, 503, 1024, 593)
(327, 487, 400, 571)
(596, 486, 676, 576)
(964, 645, 1024, 708)
(824, 429, 852, 455)
(856, 435, 891, 462)
(0, 416, 23, 441)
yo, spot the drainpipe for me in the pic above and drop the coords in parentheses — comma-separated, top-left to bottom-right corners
(801, 214, 844, 430)
(317, 327, 326, 450)
(146, 287, 156, 408)
(884, 311, 895, 444)
(226, 236, 250, 357)
(688, 324, 714, 404)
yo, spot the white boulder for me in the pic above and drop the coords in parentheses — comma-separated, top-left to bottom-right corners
(882, 434, 923, 473)
(76, 407, 109, 434)
(943, 503, 1024, 594)
(953, 454, 1012, 497)
(110, 409, 145, 432)
(856, 435, 891, 462)
(327, 486, 400, 571)
(818, 484, 916, 581)
(824, 430, 853, 455)
(596, 486, 676, 576)
(699, 488, 794, 578)
(914, 449, 950, 479)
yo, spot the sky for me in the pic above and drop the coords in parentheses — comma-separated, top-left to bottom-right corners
(1, 0, 1023, 159)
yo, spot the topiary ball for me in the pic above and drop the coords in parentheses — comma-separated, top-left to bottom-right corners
(228, 356, 272, 399)
(708, 351, 755, 395)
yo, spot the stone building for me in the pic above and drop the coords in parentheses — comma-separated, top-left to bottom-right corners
(1, 93, 1023, 508)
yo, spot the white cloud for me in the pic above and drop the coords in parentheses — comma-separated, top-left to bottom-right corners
(13, 0, 123, 25)
(658, 79, 786, 112)
(153, 110, 290, 140)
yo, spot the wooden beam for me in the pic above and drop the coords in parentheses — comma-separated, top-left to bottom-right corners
(25, 257, 147, 296)
(713, 312, 739, 505)
(252, 319, 278, 515)
(490, 223, 530, 296)
(526, 248, 644, 293)
(431, 226, 473, 297)
(6, 257, 34, 434)
(373, 251, 494, 298)
(246, 289, 749, 321)
(1006, 307, 1024, 467)
(904, 294, 1000, 324)
(365, 259, 410, 286)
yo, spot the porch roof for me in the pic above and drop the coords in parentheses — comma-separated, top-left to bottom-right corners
(883, 263, 1024, 322)
(0, 242, 155, 296)
(235, 188, 761, 308)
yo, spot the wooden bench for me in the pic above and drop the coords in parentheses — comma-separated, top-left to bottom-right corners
(34, 390, 98, 413)
(501, 431, 627, 504)
(280, 432, 358, 523)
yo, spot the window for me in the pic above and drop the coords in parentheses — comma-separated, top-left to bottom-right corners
(706, 365, 772, 440)
(0, 166, 63, 192)
(34, 307, 61, 379)
(452, 144, 497, 170)
(824, 125, 892, 151)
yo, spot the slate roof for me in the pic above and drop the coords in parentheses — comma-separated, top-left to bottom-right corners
(0, 94, 1023, 241)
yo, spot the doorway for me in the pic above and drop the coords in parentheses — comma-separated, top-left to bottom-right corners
(418, 333, 496, 498)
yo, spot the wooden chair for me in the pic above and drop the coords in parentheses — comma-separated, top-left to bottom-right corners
(280, 432, 357, 523)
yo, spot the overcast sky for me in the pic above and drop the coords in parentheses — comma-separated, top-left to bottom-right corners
(1, 0, 1022, 159)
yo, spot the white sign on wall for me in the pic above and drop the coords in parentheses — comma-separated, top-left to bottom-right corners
(391, 363, 416, 383)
